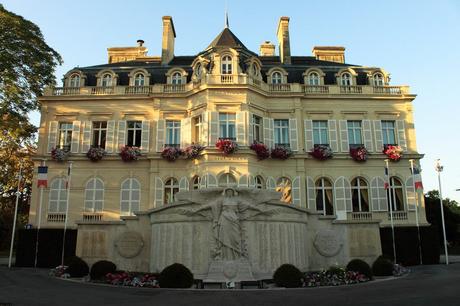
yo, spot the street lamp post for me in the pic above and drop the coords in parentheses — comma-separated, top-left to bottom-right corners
(8, 162, 23, 268)
(435, 159, 449, 265)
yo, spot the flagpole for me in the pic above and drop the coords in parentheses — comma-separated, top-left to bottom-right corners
(34, 160, 46, 268)
(435, 159, 449, 265)
(8, 161, 23, 268)
(409, 159, 423, 265)
(385, 159, 397, 263)
(61, 161, 72, 266)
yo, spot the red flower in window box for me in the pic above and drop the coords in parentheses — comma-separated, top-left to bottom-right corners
(86, 147, 106, 162)
(215, 139, 238, 155)
(250, 141, 270, 160)
(349, 146, 368, 162)
(309, 145, 333, 161)
(382, 144, 403, 162)
(270, 145, 293, 160)
(183, 143, 204, 160)
(119, 146, 141, 162)
(161, 146, 183, 162)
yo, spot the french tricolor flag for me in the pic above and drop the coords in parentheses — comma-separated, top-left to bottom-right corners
(37, 166, 48, 188)
(411, 166, 424, 190)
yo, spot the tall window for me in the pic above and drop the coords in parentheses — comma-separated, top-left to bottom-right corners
(192, 176, 200, 190)
(58, 122, 73, 151)
(92, 121, 107, 148)
(347, 121, 362, 146)
(172, 72, 182, 85)
(127, 121, 142, 147)
(313, 120, 328, 145)
(120, 178, 140, 216)
(340, 72, 352, 86)
(274, 119, 289, 146)
(102, 73, 113, 87)
(219, 113, 236, 140)
(252, 115, 262, 142)
(308, 72, 320, 85)
(387, 177, 404, 211)
(164, 178, 179, 204)
(48, 178, 67, 213)
(69, 74, 80, 87)
(166, 120, 181, 147)
(315, 177, 333, 215)
(373, 73, 384, 86)
(134, 73, 145, 86)
(84, 178, 104, 213)
(255, 176, 264, 189)
(218, 173, 237, 187)
(221, 56, 232, 74)
(382, 120, 396, 145)
(276, 177, 292, 204)
(193, 115, 202, 143)
(351, 177, 369, 212)
(271, 72, 282, 84)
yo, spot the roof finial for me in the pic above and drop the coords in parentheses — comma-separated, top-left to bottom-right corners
(225, 1, 229, 28)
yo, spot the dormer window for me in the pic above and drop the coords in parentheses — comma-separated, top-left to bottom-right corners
(172, 72, 182, 85)
(134, 73, 145, 86)
(373, 73, 384, 86)
(221, 56, 232, 74)
(271, 72, 283, 84)
(251, 63, 260, 77)
(102, 73, 113, 87)
(195, 63, 202, 78)
(307, 72, 320, 85)
(340, 72, 352, 86)
(69, 74, 80, 87)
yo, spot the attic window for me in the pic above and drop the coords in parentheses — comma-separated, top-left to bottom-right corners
(221, 56, 232, 74)
(340, 72, 352, 86)
(373, 73, 384, 86)
(134, 73, 145, 86)
(172, 72, 182, 85)
(69, 74, 80, 87)
(307, 72, 320, 86)
(102, 74, 113, 87)
(271, 72, 282, 84)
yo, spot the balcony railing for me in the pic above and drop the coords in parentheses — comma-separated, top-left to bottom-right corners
(388, 211, 408, 220)
(303, 85, 329, 94)
(82, 212, 104, 222)
(163, 84, 185, 93)
(340, 85, 363, 94)
(351, 212, 373, 221)
(269, 83, 291, 92)
(47, 213, 66, 222)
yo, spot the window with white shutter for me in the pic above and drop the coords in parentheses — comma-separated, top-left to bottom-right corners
(201, 112, 209, 146)
(396, 120, 407, 151)
(209, 112, 219, 144)
(266, 177, 276, 190)
(339, 120, 349, 152)
(373, 120, 383, 151)
(292, 176, 301, 206)
(305, 176, 316, 209)
(179, 176, 189, 192)
(328, 120, 339, 152)
(207, 173, 218, 187)
(180, 118, 191, 148)
(70, 121, 81, 153)
(334, 176, 352, 213)
(405, 177, 416, 211)
(105, 120, 115, 153)
(304, 120, 313, 151)
(370, 177, 387, 211)
(155, 119, 165, 152)
(238, 174, 249, 187)
(362, 120, 373, 152)
(47, 121, 58, 153)
(289, 118, 298, 151)
(116, 121, 126, 151)
(140, 120, 150, 152)
(236, 111, 246, 146)
(154, 177, 164, 207)
(81, 121, 92, 152)
(120, 178, 140, 215)
(263, 117, 274, 148)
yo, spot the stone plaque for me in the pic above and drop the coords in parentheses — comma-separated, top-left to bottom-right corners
(115, 231, 144, 258)
(313, 229, 343, 257)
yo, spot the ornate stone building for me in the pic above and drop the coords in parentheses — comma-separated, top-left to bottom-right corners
(28, 16, 427, 274)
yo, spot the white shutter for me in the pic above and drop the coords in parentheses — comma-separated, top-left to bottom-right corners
(154, 177, 164, 207)
(199, 175, 207, 189)
(201, 112, 208, 146)
(370, 177, 388, 211)
(292, 176, 301, 206)
(362, 120, 373, 152)
(304, 119, 313, 152)
(117, 121, 126, 151)
(180, 117, 191, 148)
(248, 174, 255, 188)
(373, 120, 383, 152)
(405, 177, 416, 211)
(236, 111, 246, 146)
(339, 120, 349, 152)
(81, 121, 92, 152)
(238, 174, 249, 187)
(270, 119, 274, 147)
(248, 113, 254, 145)
(263, 117, 274, 148)
(141, 120, 150, 153)
(266, 177, 276, 190)
(396, 120, 407, 151)
(47, 121, 58, 152)
(70, 121, 81, 153)
(179, 176, 189, 192)
(289, 118, 298, 151)
(207, 173, 218, 187)
(156, 119, 165, 152)
(209, 112, 219, 145)
(334, 177, 350, 212)
(105, 120, 115, 153)
(306, 176, 316, 210)
(328, 120, 339, 152)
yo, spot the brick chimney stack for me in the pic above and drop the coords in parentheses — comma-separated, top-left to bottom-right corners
(161, 16, 176, 65)
(276, 17, 291, 64)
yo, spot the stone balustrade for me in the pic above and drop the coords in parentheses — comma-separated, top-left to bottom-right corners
(47, 213, 66, 222)
(350, 211, 373, 221)
(82, 212, 104, 222)
(388, 211, 408, 220)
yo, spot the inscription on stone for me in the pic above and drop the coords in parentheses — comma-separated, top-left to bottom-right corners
(313, 229, 343, 257)
(115, 231, 144, 258)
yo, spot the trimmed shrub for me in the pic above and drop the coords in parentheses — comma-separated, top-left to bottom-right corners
(273, 264, 303, 288)
(346, 259, 373, 279)
(90, 260, 117, 280)
(64, 256, 89, 277)
(158, 263, 194, 288)
(327, 265, 345, 275)
(372, 256, 394, 276)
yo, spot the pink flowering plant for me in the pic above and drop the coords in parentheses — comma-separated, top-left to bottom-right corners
(49, 265, 69, 278)
(215, 139, 239, 155)
(119, 146, 141, 162)
(183, 143, 204, 160)
(270, 145, 293, 160)
(51, 147, 70, 162)
(303, 267, 370, 287)
(349, 146, 368, 162)
(250, 141, 270, 160)
(382, 145, 403, 161)
(309, 144, 333, 161)
(105, 271, 159, 288)
(161, 146, 183, 162)
(86, 147, 106, 162)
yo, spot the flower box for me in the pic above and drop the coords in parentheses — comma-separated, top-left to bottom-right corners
(183, 143, 204, 160)
(249, 141, 270, 160)
(270, 145, 293, 160)
(161, 146, 183, 162)
(349, 146, 368, 162)
(215, 139, 238, 155)
(309, 144, 333, 161)
(119, 146, 141, 162)
(382, 144, 403, 161)
(51, 147, 70, 162)
(86, 147, 106, 162)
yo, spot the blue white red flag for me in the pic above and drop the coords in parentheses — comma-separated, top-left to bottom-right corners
(410, 166, 424, 190)
(37, 166, 48, 188)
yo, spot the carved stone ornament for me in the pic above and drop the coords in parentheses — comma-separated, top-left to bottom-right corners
(313, 229, 343, 257)
(114, 231, 144, 258)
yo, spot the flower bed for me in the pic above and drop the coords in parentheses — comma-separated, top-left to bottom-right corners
(51, 147, 70, 162)
(119, 146, 141, 162)
(303, 268, 369, 287)
(105, 271, 159, 288)
(86, 147, 106, 162)
(161, 146, 183, 162)
(250, 142, 270, 160)
(271, 146, 293, 160)
(349, 146, 368, 162)
(183, 143, 204, 160)
(383, 145, 403, 161)
(216, 139, 238, 155)
(309, 145, 333, 161)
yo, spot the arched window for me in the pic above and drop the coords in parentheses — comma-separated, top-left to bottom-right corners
(251, 63, 260, 77)
(340, 72, 352, 86)
(192, 176, 200, 190)
(164, 178, 179, 204)
(218, 173, 237, 187)
(255, 176, 264, 189)
(271, 72, 282, 84)
(387, 177, 404, 211)
(69, 74, 80, 87)
(194, 63, 202, 78)
(276, 177, 292, 203)
(171, 72, 182, 85)
(351, 177, 369, 212)
(373, 73, 384, 86)
(221, 56, 232, 74)
(315, 177, 333, 215)
(84, 178, 104, 212)
(120, 178, 140, 216)
(49, 178, 67, 213)
(134, 73, 145, 86)
(102, 73, 113, 87)
(308, 72, 320, 85)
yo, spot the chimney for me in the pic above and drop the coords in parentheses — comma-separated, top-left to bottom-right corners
(312, 46, 346, 64)
(161, 16, 176, 65)
(107, 40, 148, 64)
(259, 41, 275, 56)
(276, 17, 291, 64)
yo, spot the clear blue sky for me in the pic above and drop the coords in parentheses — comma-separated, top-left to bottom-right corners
(4, 0, 460, 201)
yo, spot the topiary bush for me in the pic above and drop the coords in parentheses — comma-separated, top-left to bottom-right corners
(273, 264, 303, 288)
(372, 256, 394, 276)
(90, 260, 117, 280)
(158, 263, 194, 288)
(64, 256, 89, 278)
(346, 259, 373, 279)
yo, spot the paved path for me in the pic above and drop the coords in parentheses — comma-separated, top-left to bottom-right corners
(1, 264, 459, 306)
